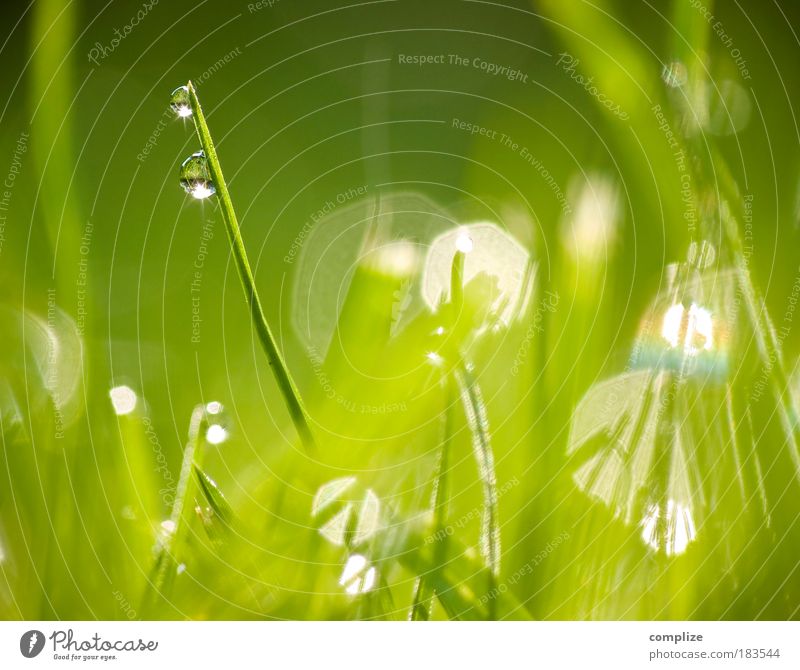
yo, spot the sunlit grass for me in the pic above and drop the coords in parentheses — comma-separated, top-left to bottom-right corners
(1, 0, 799, 622)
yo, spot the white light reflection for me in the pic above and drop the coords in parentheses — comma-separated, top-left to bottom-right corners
(206, 400, 223, 415)
(339, 554, 377, 595)
(422, 222, 530, 328)
(640, 499, 697, 556)
(426, 351, 444, 366)
(561, 173, 620, 264)
(205, 424, 227, 445)
(188, 183, 215, 200)
(109, 385, 137, 415)
(661, 303, 714, 356)
(455, 232, 474, 253)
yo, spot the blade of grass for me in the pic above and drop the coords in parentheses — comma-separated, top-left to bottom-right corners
(410, 373, 455, 620)
(185, 81, 316, 453)
(456, 358, 500, 615)
(194, 465, 234, 527)
(141, 405, 206, 615)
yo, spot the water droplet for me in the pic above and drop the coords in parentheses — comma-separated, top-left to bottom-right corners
(160, 519, 176, 535)
(179, 151, 215, 200)
(170, 85, 192, 118)
(205, 423, 227, 445)
(205, 400, 223, 415)
(109, 385, 137, 415)
(455, 232, 474, 253)
(661, 61, 687, 88)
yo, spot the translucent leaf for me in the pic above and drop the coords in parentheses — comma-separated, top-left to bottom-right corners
(353, 489, 381, 546)
(319, 504, 353, 546)
(312, 477, 356, 516)
(292, 191, 451, 357)
(423, 222, 530, 330)
(313, 478, 382, 548)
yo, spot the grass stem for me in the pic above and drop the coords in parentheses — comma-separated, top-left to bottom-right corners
(186, 81, 316, 453)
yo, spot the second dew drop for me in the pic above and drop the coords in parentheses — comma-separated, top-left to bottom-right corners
(179, 151, 216, 200)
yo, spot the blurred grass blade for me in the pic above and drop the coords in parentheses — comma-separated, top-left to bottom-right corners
(456, 359, 500, 616)
(30, 0, 83, 288)
(410, 374, 455, 620)
(142, 405, 207, 614)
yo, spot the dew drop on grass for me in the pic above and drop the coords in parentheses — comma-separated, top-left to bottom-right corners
(109, 385, 137, 415)
(455, 232, 474, 253)
(179, 151, 215, 200)
(205, 400, 223, 415)
(170, 85, 192, 117)
(423, 222, 530, 330)
(205, 423, 227, 445)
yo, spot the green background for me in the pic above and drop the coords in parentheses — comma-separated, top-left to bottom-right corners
(1, 0, 799, 619)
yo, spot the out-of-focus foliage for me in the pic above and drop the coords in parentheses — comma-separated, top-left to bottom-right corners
(1, 0, 800, 620)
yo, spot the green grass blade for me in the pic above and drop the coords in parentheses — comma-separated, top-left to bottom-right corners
(142, 405, 207, 615)
(409, 374, 455, 620)
(456, 359, 501, 617)
(194, 465, 234, 527)
(185, 81, 316, 453)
